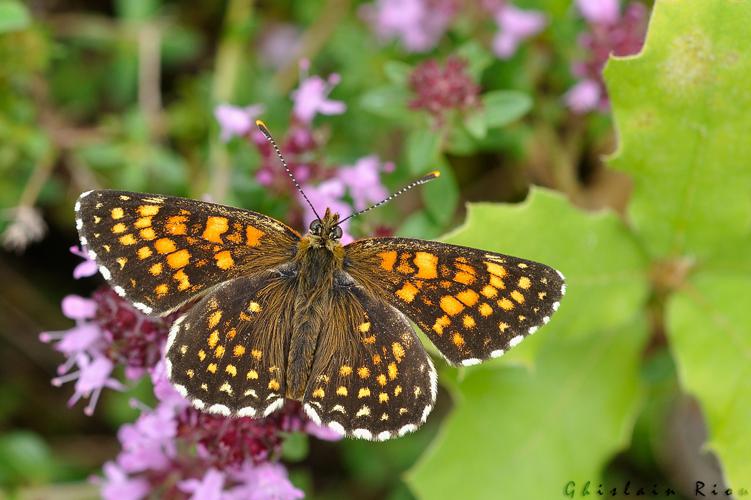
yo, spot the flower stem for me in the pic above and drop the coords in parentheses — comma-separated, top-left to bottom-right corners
(208, 0, 255, 202)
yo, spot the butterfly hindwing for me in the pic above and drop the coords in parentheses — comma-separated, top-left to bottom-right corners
(166, 270, 296, 417)
(344, 238, 565, 365)
(301, 283, 436, 441)
(75, 190, 299, 316)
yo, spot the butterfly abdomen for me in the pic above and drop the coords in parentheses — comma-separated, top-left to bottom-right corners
(286, 241, 342, 399)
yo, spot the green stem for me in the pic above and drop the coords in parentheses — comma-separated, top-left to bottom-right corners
(208, 0, 255, 202)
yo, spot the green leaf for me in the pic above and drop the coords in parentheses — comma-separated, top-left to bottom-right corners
(442, 189, 650, 342)
(384, 60, 412, 85)
(396, 212, 442, 240)
(463, 108, 487, 140)
(359, 85, 410, 120)
(0, 431, 55, 486)
(482, 90, 532, 128)
(667, 272, 751, 491)
(605, 0, 751, 260)
(0, 1, 31, 33)
(456, 41, 494, 81)
(422, 161, 458, 226)
(406, 128, 441, 175)
(408, 316, 648, 500)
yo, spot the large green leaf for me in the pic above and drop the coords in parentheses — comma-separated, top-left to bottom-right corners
(605, 0, 751, 260)
(408, 316, 647, 500)
(442, 189, 649, 345)
(667, 272, 751, 490)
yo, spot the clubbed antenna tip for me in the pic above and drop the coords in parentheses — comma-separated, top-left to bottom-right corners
(337, 169, 441, 225)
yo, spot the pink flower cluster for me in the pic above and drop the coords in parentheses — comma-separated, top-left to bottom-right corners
(44, 248, 340, 498)
(565, 0, 649, 113)
(215, 62, 395, 241)
(362, 0, 546, 59)
(409, 55, 480, 125)
(97, 361, 337, 499)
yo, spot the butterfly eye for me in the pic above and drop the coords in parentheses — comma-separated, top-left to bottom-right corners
(309, 220, 322, 234)
(330, 226, 343, 239)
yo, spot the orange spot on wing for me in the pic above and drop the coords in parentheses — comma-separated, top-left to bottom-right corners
(245, 226, 265, 246)
(485, 261, 507, 278)
(510, 290, 525, 304)
(481, 285, 498, 298)
(378, 251, 397, 271)
(112, 222, 127, 234)
(268, 379, 280, 391)
(203, 217, 229, 243)
(498, 298, 514, 310)
(456, 289, 479, 306)
(479, 302, 493, 317)
(119, 234, 137, 245)
(518, 276, 531, 289)
(155, 238, 176, 254)
(138, 205, 160, 217)
(454, 271, 475, 285)
(208, 330, 219, 348)
(462, 315, 476, 328)
(377, 374, 387, 386)
(358, 367, 370, 379)
(214, 345, 225, 358)
(395, 281, 419, 303)
(165, 215, 187, 235)
(233, 345, 245, 357)
(452, 332, 465, 347)
(139, 228, 157, 240)
(134, 217, 152, 229)
(340, 365, 352, 376)
(173, 269, 191, 291)
(155, 283, 169, 296)
(413, 252, 438, 279)
(208, 311, 222, 329)
(207, 363, 217, 373)
(432, 315, 451, 335)
(392, 342, 405, 362)
(387, 362, 398, 380)
(214, 250, 234, 269)
(167, 249, 191, 269)
(111, 208, 124, 220)
(440, 295, 465, 316)
(149, 263, 163, 276)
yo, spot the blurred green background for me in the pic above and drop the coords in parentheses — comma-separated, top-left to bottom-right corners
(2, 0, 751, 498)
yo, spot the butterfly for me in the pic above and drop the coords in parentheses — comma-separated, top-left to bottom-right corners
(74, 121, 565, 441)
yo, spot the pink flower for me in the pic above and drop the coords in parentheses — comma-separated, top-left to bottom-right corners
(566, 1, 649, 113)
(409, 56, 480, 124)
(576, 0, 620, 25)
(215, 104, 265, 142)
(70, 245, 99, 279)
(291, 74, 346, 124)
(180, 469, 225, 500)
(564, 78, 602, 113)
(361, 0, 457, 53)
(226, 463, 304, 500)
(99, 462, 150, 500)
(492, 3, 547, 59)
(338, 156, 391, 211)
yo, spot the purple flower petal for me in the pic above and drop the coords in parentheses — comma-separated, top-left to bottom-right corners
(73, 259, 99, 279)
(179, 468, 225, 500)
(291, 75, 346, 124)
(61, 295, 98, 320)
(492, 4, 547, 59)
(576, 0, 620, 25)
(565, 78, 602, 113)
(215, 104, 265, 142)
(100, 462, 150, 500)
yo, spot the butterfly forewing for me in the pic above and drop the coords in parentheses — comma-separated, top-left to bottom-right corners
(344, 238, 565, 366)
(166, 270, 295, 417)
(301, 284, 436, 441)
(75, 190, 299, 315)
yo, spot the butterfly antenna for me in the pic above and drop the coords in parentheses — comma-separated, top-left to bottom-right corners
(255, 120, 322, 221)
(337, 170, 441, 225)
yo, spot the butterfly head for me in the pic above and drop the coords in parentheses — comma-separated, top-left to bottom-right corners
(308, 208, 343, 249)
